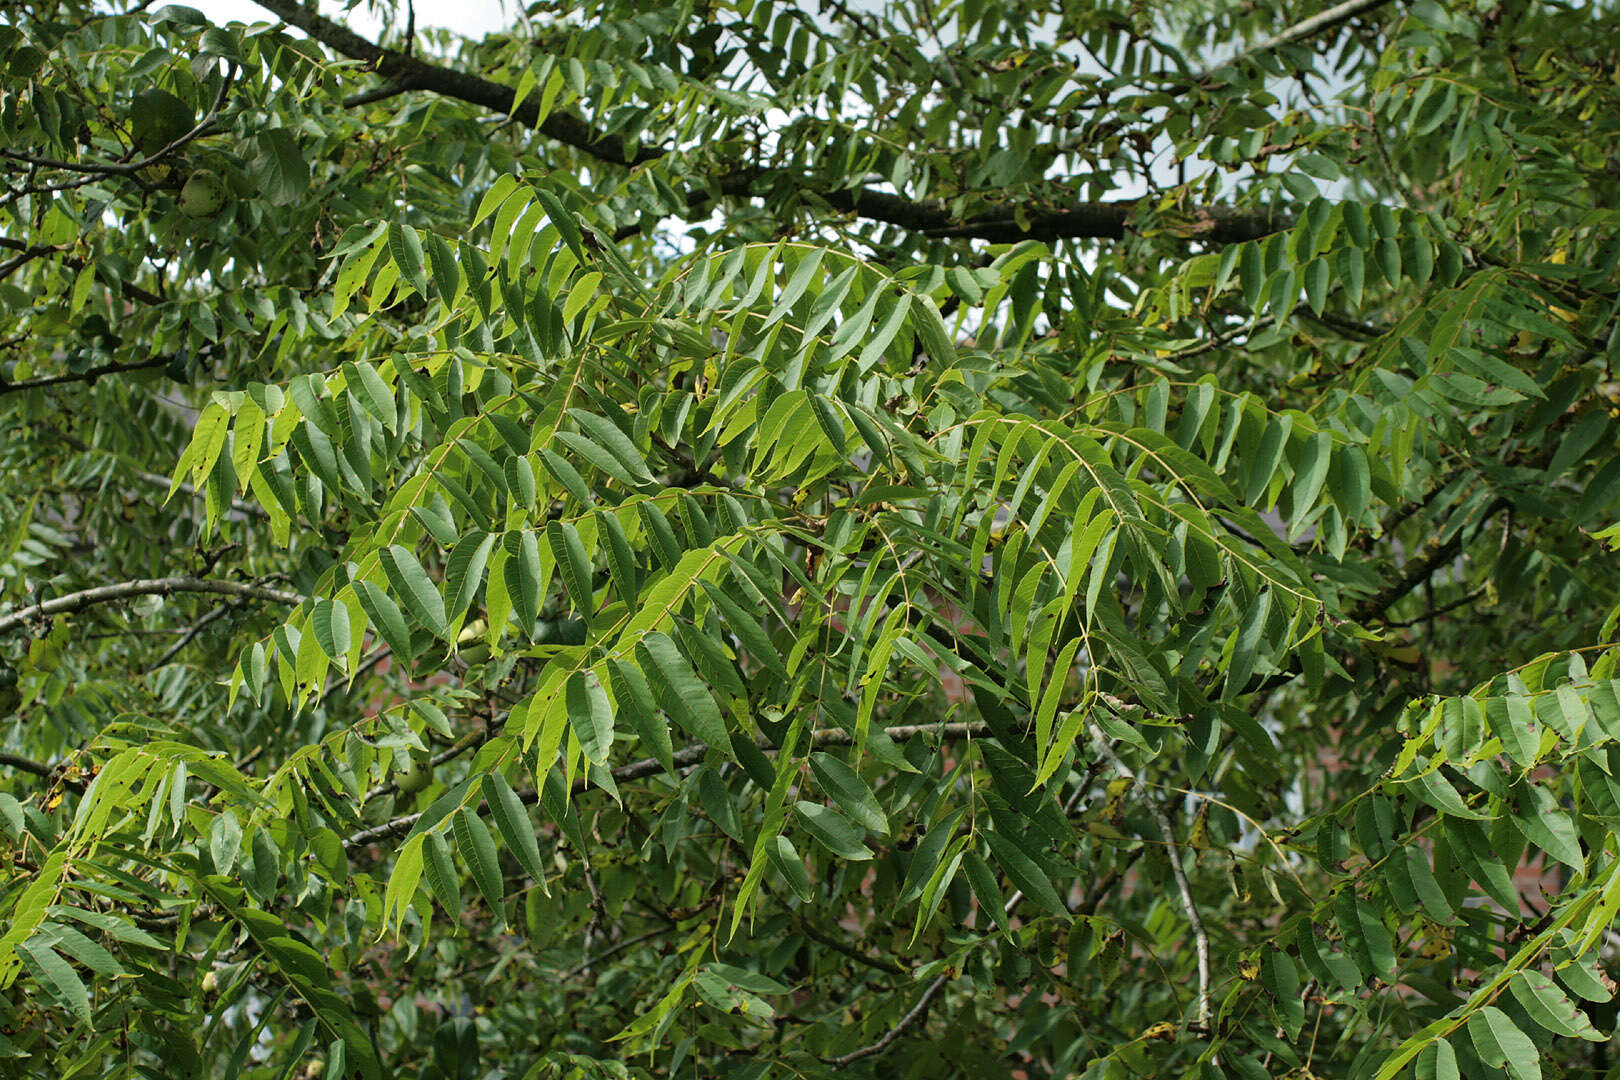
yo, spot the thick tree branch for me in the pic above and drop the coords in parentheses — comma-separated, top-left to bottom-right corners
(249, 0, 1291, 246)
(0, 750, 54, 780)
(1347, 498, 1508, 625)
(0, 578, 304, 637)
(252, 0, 659, 167)
(0, 356, 169, 395)
(1208, 0, 1396, 81)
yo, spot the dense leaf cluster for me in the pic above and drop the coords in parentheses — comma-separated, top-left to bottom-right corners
(3, 0, 1620, 1077)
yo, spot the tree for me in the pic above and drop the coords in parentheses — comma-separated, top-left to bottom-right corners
(2, 0, 1619, 1075)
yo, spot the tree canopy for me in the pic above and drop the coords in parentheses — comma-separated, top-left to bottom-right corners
(3, 0, 1620, 1076)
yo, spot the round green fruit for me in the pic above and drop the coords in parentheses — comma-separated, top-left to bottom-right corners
(396, 761, 432, 796)
(178, 169, 228, 218)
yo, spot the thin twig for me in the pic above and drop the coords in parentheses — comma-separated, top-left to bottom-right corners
(342, 79, 420, 109)
(363, 720, 487, 804)
(823, 973, 951, 1066)
(564, 928, 671, 979)
(1381, 583, 1490, 629)
(797, 919, 910, 976)
(153, 604, 232, 666)
(579, 856, 607, 950)
(322, 645, 393, 698)
(1198, 0, 1395, 84)
(824, 779, 1093, 1066)
(344, 722, 988, 853)
(1166, 316, 1275, 361)
(1088, 722, 1212, 1032)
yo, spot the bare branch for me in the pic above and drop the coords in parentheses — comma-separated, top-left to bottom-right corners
(0, 577, 304, 638)
(0, 242, 66, 281)
(819, 770, 1094, 1067)
(1210, 0, 1396, 80)
(0, 750, 54, 780)
(1348, 498, 1508, 625)
(1381, 583, 1492, 629)
(0, 356, 169, 396)
(247, 0, 1291, 247)
(564, 928, 672, 979)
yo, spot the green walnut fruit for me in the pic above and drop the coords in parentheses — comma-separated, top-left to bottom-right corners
(396, 745, 434, 795)
(178, 169, 228, 218)
(396, 761, 432, 796)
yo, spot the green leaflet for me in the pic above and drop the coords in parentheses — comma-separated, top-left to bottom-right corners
(766, 836, 814, 902)
(1226, 587, 1273, 698)
(445, 531, 496, 627)
(1442, 817, 1521, 913)
(700, 578, 787, 679)
(1508, 970, 1603, 1040)
(453, 809, 505, 923)
(568, 669, 615, 765)
(809, 753, 887, 836)
(1414, 1038, 1459, 1080)
(17, 939, 92, 1025)
(423, 831, 462, 918)
(310, 599, 351, 664)
(1334, 887, 1395, 981)
(506, 528, 546, 634)
(353, 580, 415, 665)
(731, 711, 807, 935)
(1467, 1006, 1541, 1080)
(964, 850, 1010, 933)
(546, 519, 595, 630)
(482, 773, 549, 897)
(380, 544, 449, 639)
(1487, 695, 1543, 767)
(637, 632, 726, 747)
(983, 829, 1068, 919)
(793, 802, 872, 861)
(606, 658, 674, 777)
(1511, 783, 1584, 870)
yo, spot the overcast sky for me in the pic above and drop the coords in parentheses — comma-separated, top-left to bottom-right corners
(178, 0, 513, 40)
